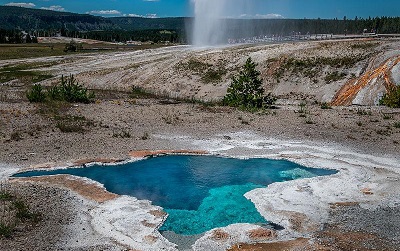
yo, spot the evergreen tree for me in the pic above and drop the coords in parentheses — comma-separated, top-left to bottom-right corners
(223, 57, 275, 109)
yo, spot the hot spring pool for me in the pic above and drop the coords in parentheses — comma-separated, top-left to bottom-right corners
(14, 155, 336, 235)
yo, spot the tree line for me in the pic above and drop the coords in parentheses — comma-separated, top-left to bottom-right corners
(2, 16, 400, 44)
(0, 29, 38, 43)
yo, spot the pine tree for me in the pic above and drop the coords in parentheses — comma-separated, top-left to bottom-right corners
(223, 57, 274, 109)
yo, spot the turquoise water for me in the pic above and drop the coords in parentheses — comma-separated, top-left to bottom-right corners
(14, 155, 336, 235)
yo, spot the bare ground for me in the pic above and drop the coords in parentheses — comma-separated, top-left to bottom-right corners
(0, 39, 400, 250)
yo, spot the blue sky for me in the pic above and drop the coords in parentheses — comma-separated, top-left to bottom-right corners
(1, 0, 400, 19)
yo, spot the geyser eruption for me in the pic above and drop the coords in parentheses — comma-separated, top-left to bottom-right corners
(192, 0, 249, 46)
(192, 0, 227, 46)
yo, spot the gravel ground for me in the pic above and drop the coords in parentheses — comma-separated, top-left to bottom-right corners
(0, 182, 126, 251)
(0, 39, 400, 250)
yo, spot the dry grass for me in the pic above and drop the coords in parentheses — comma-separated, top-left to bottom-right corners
(0, 43, 172, 60)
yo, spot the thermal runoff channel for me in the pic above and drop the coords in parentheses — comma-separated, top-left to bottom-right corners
(14, 155, 336, 235)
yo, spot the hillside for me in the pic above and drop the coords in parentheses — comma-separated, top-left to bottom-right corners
(0, 6, 117, 31)
(2, 6, 400, 43)
(109, 17, 187, 31)
(0, 6, 188, 32)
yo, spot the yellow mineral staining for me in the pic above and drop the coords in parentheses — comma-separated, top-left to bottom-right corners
(331, 55, 400, 106)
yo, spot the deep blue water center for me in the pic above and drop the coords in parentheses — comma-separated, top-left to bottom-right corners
(14, 155, 336, 235)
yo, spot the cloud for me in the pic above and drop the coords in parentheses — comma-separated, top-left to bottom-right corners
(4, 2, 36, 8)
(239, 13, 285, 19)
(125, 13, 142, 17)
(87, 10, 121, 15)
(124, 13, 158, 18)
(41, 5, 65, 11)
(146, 13, 158, 18)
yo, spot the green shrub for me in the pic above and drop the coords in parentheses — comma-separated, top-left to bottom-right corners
(223, 57, 276, 109)
(26, 84, 46, 102)
(47, 84, 63, 101)
(380, 86, 400, 108)
(27, 75, 94, 104)
(57, 75, 95, 103)
(64, 40, 82, 52)
(320, 102, 332, 109)
(0, 223, 14, 238)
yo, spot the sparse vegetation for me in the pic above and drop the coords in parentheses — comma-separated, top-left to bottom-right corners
(0, 63, 53, 84)
(376, 129, 392, 136)
(130, 85, 156, 99)
(223, 57, 276, 110)
(305, 118, 315, 124)
(51, 75, 95, 103)
(26, 84, 46, 102)
(200, 68, 226, 84)
(177, 58, 227, 84)
(63, 40, 83, 53)
(380, 86, 400, 108)
(113, 130, 131, 138)
(10, 131, 23, 141)
(297, 102, 308, 116)
(141, 132, 150, 140)
(394, 122, 400, 128)
(320, 102, 332, 109)
(55, 115, 93, 133)
(350, 42, 379, 50)
(0, 182, 41, 238)
(27, 75, 95, 104)
(382, 113, 393, 120)
(272, 54, 367, 82)
(162, 112, 180, 125)
(325, 71, 347, 83)
(357, 108, 372, 116)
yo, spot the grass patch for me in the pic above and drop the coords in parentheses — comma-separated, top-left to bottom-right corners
(273, 54, 369, 81)
(55, 115, 94, 133)
(141, 132, 150, 140)
(0, 192, 13, 201)
(350, 42, 379, 50)
(130, 85, 157, 99)
(10, 131, 23, 141)
(0, 223, 15, 238)
(27, 75, 95, 104)
(177, 58, 227, 84)
(200, 68, 226, 84)
(0, 44, 66, 60)
(325, 71, 347, 83)
(297, 102, 308, 114)
(305, 118, 315, 124)
(382, 113, 393, 120)
(0, 43, 172, 60)
(13, 200, 41, 222)
(320, 102, 332, 109)
(112, 130, 131, 138)
(0, 184, 41, 238)
(357, 108, 372, 116)
(0, 63, 53, 84)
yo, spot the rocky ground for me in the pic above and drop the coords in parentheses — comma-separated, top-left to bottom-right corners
(0, 38, 400, 250)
